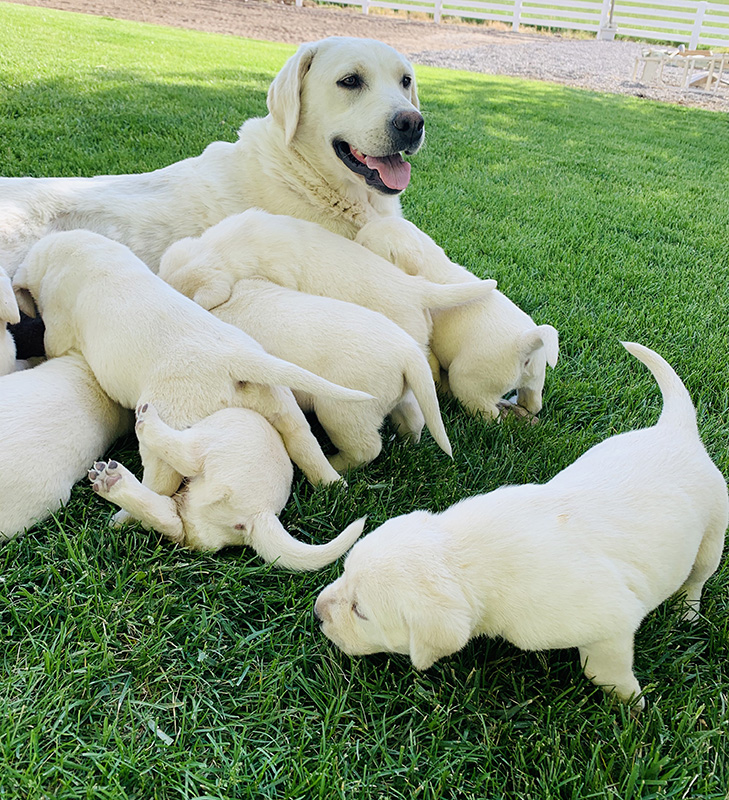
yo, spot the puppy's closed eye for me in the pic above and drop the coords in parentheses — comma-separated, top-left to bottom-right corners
(352, 601, 368, 621)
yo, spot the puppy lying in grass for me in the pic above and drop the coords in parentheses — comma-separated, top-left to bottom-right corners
(355, 217, 559, 420)
(0, 266, 21, 375)
(0, 353, 131, 540)
(89, 403, 362, 567)
(171, 278, 452, 471)
(158, 209, 496, 350)
(13, 230, 373, 502)
(315, 343, 728, 708)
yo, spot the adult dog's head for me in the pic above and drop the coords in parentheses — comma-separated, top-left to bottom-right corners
(267, 37, 423, 196)
(314, 513, 475, 670)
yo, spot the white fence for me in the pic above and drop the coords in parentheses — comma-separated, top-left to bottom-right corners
(295, 0, 729, 48)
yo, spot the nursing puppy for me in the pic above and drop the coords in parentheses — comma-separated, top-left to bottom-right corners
(13, 231, 373, 501)
(0, 267, 21, 375)
(159, 209, 496, 350)
(356, 217, 559, 419)
(200, 279, 452, 471)
(0, 353, 131, 540)
(315, 343, 728, 708)
(89, 403, 363, 567)
(0, 37, 422, 278)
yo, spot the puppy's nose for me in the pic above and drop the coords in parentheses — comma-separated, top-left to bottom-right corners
(391, 110, 424, 150)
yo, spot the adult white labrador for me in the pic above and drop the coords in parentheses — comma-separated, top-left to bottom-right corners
(315, 343, 728, 709)
(0, 37, 422, 278)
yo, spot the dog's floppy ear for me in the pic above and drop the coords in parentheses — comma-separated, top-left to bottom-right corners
(11, 265, 37, 318)
(267, 42, 318, 145)
(520, 325, 559, 369)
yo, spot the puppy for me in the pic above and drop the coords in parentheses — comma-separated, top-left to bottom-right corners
(13, 231, 373, 501)
(355, 217, 559, 419)
(158, 209, 496, 350)
(315, 343, 728, 708)
(0, 266, 21, 375)
(89, 403, 363, 567)
(0, 353, 131, 540)
(203, 279, 452, 471)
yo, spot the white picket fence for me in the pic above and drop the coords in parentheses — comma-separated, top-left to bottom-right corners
(295, 0, 729, 48)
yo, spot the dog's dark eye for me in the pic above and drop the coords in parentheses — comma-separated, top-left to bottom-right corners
(338, 74, 362, 90)
(352, 602, 368, 621)
(402, 75, 412, 89)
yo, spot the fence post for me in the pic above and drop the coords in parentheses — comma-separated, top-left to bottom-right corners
(295, 0, 302, 6)
(689, 1, 708, 49)
(597, 0, 617, 39)
(512, 0, 523, 31)
(434, 0, 443, 24)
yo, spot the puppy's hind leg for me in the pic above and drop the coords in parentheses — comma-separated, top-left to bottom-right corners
(135, 402, 203, 477)
(89, 461, 184, 544)
(579, 634, 644, 710)
(677, 517, 725, 622)
(314, 399, 383, 472)
(389, 389, 424, 444)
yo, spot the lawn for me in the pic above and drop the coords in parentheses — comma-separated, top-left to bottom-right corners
(0, 3, 728, 799)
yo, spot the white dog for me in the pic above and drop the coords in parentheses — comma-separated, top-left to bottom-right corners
(356, 217, 559, 419)
(0, 353, 131, 541)
(89, 403, 363, 567)
(315, 343, 728, 708)
(205, 279, 452, 471)
(0, 267, 21, 375)
(0, 37, 422, 278)
(159, 209, 496, 350)
(13, 231, 373, 501)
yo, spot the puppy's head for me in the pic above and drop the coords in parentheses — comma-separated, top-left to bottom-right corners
(514, 324, 559, 415)
(268, 37, 422, 195)
(315, 512, 474, 670)
(159, 237, 233, 310)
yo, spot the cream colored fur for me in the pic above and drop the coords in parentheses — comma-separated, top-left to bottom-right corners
(315, 343, 728, 708)
(158, 209, 496, 350)
(356, 217, 559, 419)
(0, 353, 131, 540)
(13, 231, 374, 501)
(0, 266, 21, 376)
(0, 37, 421, 278)
(89, 403, 363, 568)
(200, 279, 452, 471)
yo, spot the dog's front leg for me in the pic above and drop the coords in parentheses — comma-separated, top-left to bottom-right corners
(579, 635, 644, 710)
(89, 461, 184, 544)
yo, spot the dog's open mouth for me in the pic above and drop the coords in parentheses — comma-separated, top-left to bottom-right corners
(333, 140, 411, 194)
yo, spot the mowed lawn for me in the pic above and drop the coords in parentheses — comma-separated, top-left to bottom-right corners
(0, 3, 728, 799)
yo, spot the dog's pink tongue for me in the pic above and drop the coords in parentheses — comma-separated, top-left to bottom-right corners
(364, 154, 411, 191)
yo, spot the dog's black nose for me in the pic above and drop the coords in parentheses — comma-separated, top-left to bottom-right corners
(391, 110, 424, 150)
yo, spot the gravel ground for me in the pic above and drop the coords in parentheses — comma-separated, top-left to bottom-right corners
(6, 0, 728, 112)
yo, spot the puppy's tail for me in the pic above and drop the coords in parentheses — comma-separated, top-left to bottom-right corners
(245, 515, 366, 571)
(233, 351, 373, 403)
(403, 349, 452, 457)
(423, 278, 497, 310)
(622, 342, 697, 432)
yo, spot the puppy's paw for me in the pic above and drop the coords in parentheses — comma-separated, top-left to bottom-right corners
(112, 508, 133, 528)
(135, 401, 160, 433)
(88, 460, 122, 495)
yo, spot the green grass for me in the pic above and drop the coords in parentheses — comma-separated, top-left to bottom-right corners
(1, 3, 728, 798)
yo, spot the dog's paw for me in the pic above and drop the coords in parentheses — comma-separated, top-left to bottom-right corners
(135, 401, 160, 433)
(88, 460, 122, 495)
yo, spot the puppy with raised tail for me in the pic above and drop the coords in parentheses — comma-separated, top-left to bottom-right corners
(315, 343, 728, 708)
(355, 217, 559, 420)
(158, 209, 496, 351)
(0, 353, 131, 540)
(13, 231, 373, 502)
(89, 403, 363, 567)
(203, 279, 452, 471)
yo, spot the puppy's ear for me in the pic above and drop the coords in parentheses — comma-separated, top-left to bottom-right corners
(11, 266, 37, 318)
(267, 42, 318, 145)
(192, 274, 234, 310)
(404, 571, 474, 671)
(520, 325, 559, 369)
(158, 237, 196, 281)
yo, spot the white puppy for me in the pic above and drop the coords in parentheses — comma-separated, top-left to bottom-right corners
(13, 231, 373, 500)
(204, 279, 452, 471)
(159, 209, 496, 350)
(0, 353, 131, 541)
(89, 403, 363, 567)
(0, 266, 21, 375)
(315, 343, 728, 708)
(356, 217, 559, 419)
(0, 37, 422, 277)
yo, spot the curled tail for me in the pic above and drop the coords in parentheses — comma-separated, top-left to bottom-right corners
(424, 278, 497, 310)
(246, 514, 366, 571)
(403, 348, 452, 457)
(621, 342, 697, 431)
